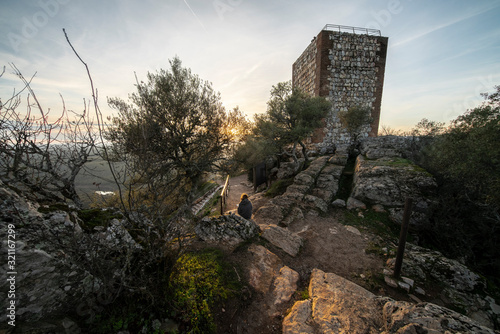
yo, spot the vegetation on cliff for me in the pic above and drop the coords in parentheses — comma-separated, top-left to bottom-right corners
(409, 86, 500, 284)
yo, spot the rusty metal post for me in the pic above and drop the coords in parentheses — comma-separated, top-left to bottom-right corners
(393, 197, 413, 278)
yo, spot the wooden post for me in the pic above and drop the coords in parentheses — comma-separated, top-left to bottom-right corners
(393, 197, 413, 278)
(220, 175, 230, 215)
(253, 166, 257, 192)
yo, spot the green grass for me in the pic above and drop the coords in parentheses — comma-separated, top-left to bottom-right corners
(169, 249, 241, 334)
(86, 248, 241, 334)
(199, 194, 222, 218)
(367, 157, 431, 175)
(342, 209, 400, 241)
(297, 288, 309, 300)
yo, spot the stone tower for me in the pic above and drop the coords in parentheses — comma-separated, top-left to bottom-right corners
(292, 24, 388, 151)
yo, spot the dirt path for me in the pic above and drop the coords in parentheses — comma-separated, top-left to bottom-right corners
(224, 174, 255, 215)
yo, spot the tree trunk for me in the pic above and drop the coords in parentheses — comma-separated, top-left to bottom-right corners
(299, 140, 308, 162)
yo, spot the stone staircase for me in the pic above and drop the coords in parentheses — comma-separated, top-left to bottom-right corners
(252, 151, 349, 257)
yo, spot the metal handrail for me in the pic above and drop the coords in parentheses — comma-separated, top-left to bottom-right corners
(220, 175, 230, 214)
(322, 24, 381, 36)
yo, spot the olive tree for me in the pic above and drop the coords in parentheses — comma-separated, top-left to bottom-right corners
(253, 81, 331, 163)
(338, 105, 372, 150)
(107, 57, 237, 221)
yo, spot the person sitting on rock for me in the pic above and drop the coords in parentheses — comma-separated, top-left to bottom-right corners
(237, 193, 253, 220)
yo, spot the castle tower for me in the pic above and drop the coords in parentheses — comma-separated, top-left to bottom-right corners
(292, 24, 388, 150)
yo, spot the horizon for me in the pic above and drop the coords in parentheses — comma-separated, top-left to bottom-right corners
(1, 0, 499, 131)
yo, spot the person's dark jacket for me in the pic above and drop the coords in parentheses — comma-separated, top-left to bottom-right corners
(237, 198, 253, 220)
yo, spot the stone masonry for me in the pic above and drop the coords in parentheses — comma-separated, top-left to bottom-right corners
(292, 25, 388, 150)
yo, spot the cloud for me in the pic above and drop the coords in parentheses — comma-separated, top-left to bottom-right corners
(1, 0, 499, 129)
(391, 2, 500, 48)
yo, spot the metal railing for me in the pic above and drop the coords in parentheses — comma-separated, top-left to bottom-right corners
(220, 175, 230, 215)
(322, 24, 381, 36)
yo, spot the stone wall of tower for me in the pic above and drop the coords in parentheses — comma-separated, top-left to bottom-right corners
(292, 28, 388, 151)
(292, 38, 317, 96)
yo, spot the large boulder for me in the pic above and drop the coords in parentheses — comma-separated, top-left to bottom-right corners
(271, 266, 299, 306)
(247, 245, 299, 315)
(282, 300, 314, 334)
(284, 269, 386, 333)
(247, 244, 283, 294)
(308, 269, 386, 333)
(283, 268, 497, 334)
(261, 224, 304, 257)
(252, 205, 284, 227)
(194, 213, 259, 247)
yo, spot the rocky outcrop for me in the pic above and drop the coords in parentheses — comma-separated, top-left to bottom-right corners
(283, 268, 497, 334)
(350, 136, 438, 228)
(351, 154, 437, 228)
(194, 213, 259, 248)
(254, 153, 347, 227)
(359, 135, 410, 160)
(352, 155, 436, 206)
(382, 301, 496, 334)
(0, 181, 116, 330)
(386, 243, 500, 329)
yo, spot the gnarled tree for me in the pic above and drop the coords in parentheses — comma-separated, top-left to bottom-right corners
(253, 81, 331, 164)
(107, 57, 238, 222)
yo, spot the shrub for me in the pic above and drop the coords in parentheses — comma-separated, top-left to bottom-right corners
(169, 249, 240, 333)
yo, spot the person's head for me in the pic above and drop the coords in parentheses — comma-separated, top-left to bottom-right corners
(240, 193, 248, 201)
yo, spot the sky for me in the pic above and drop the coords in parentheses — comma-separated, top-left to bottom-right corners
(1, 0, 499, 131)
